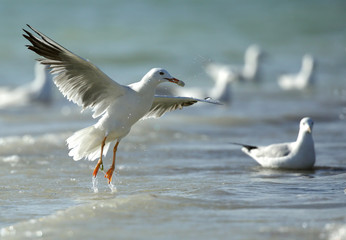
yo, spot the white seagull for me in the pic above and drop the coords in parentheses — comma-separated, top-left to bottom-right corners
(205, 44, 264, 83)
(278, 54, 316, 90)
(0, 62, 52, 109)
(23, 25, 220, 184)
(232, 117, 316, 169)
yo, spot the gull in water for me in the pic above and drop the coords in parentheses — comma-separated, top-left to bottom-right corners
(0, 62, 52, 109)
(232, 117, 315, 169)
(205, 45, 264, 83)
(278, 54, 316, 90)
(23, 25, 220, 184)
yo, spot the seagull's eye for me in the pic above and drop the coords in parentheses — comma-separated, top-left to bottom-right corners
(159, 72, 164, 75)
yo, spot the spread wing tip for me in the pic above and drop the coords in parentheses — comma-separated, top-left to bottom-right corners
(204, 97, 223, 105)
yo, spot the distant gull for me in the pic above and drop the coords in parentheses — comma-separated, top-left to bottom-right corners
(23, 25, 220, 184)
(156, 67, 233, 105)
(205, 45, 264, 83)
(0, 62, 52, 109)
(278, 54, 316, 90)
(155, 45, 264, 105)
(232, 117, 315, 169)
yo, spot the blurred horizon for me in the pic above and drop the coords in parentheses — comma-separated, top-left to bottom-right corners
(0, 0, 345, 89)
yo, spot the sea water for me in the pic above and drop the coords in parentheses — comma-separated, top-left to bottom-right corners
(0, 1, 345, 239)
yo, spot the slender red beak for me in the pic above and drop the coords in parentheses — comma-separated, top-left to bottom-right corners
(165, 77, 185, 87)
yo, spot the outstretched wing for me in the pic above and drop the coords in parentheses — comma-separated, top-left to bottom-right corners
(144, 95, 221, 119)
(23, 24, 126, 118)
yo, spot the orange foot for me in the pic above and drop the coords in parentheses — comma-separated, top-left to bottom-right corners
(93, 159, 103, 178)
(104, 166, 115, 184)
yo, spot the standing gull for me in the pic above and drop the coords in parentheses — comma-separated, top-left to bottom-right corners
(0, 62, 52, 109)
(23, 25, 219, 184)
(205, 45, 264, 83)
(278, 54, 316, 90)
(232, 117, 315, 169)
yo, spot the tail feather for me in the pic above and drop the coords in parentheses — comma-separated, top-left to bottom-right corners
(230, 142, 258, 151)
(67, 126, 108, 161)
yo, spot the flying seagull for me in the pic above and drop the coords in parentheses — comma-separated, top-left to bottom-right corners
(23, 24, 220, 184)
(232, 117, 315, 169)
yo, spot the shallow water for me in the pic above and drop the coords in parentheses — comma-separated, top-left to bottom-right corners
(1, 1, 346, 239)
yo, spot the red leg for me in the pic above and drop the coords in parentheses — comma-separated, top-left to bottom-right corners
(105, 141, 120, 184)
(92, 136, 107, 178)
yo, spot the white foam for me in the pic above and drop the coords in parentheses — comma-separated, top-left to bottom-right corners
(0, 225, 16, 237)
(2, 155, 20, 163)
(108, 182, 117, 193)
(325, 223, 346, 240)
(91, 177, 98, 193)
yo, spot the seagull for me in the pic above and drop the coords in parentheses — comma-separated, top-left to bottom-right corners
(278, 54, 316, 90)
(23, 25, 220, 184)
(232, 117, 316, 169)
(0, 62, 52, 109)
(205, 44, 264, 83)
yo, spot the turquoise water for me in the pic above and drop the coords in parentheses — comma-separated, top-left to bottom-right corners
(0, 1, 346, 239)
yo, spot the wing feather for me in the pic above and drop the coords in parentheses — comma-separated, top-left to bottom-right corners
(251, 143, 291, 159)
(144, 95, 221, 119)
(23, 25, 126, 118)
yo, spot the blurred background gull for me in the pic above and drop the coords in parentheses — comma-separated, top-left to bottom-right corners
(278, 54, 316, 91)
(0, 62, 52, 109)
(205, 44, 265, 84)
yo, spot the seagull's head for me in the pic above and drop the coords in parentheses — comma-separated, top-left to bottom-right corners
(147, 68, 185, 87)
(300, 117, 314, 134)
